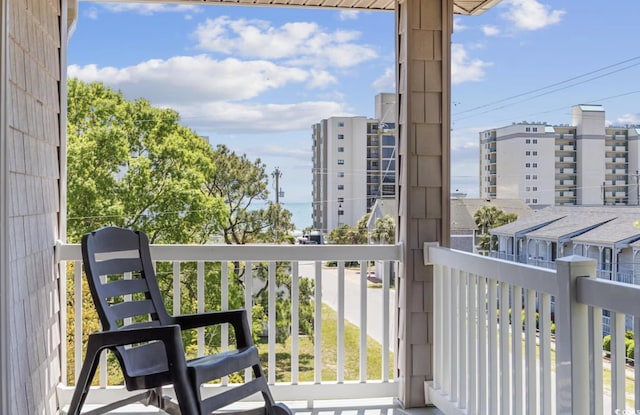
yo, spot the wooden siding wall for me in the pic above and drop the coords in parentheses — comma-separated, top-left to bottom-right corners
(396, 0, 451, 407)
(6, 0, 63, 411)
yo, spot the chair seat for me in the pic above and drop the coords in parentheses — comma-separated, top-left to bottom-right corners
(187, 346, 260, 385)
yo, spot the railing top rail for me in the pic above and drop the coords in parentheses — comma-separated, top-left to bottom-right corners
(427, 245, 558, 295)
(578, 277, 640, 317)
(57, 242, 402, 262)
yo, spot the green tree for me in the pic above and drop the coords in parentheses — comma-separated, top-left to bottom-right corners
(473, 206, 517, 253)
(66, 78, 228, 244)
(371, 215, 395, 244)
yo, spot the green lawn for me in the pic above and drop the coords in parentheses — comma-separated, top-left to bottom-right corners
(257, 304, 393, 382)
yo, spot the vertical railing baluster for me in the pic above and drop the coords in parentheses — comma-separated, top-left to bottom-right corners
(611, 311, 626, 412)
(245, 261, 253, 381)
(499, 282, 510, 414)
(478, 276, 487, 415)
(467, 273, 477, 415)
(359, 260, 367, 383)
(337, 261, 345, 383)
(268, 262, 276, 384)
(197, 262, 204, 357)
(443, 265, 451, 395)
(433, 262, 442, 390)
(291, 261, 299, 384)
(74, 260, 82, 383)
(382, 260, 390, 382)
(173, 262, 180, 316)
(525, 289, 537, 415)
(450, 267, 459, 403)
(221, 261, 229, 385)
(540, 293, 551, 415)
(512, 286, 523, 415)
(591, 307, 603, 415)
(458, 270, 467, 410)
(314, 260, 322, 387)
(488, 279, 498, 414)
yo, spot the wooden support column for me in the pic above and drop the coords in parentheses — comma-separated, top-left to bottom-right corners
(395, 0, 451, 408)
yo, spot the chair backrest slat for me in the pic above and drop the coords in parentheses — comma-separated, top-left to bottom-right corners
(101, 278, 149, 299)
(82, 227, 172, 332)
(92, 257, 144, 276)
(109, 299, 157, 324)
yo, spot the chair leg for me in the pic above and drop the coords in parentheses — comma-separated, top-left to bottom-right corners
(66, 347, 101, 415)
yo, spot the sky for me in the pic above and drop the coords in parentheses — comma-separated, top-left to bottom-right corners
(68, 0, 640, 202)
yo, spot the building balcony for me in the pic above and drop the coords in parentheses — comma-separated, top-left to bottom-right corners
(53, 242, 640, 414)
(57, 243, 403, 413)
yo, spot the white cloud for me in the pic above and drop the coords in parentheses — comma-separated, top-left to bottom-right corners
(501, 0, 565, 31)
(308, 69, 338, 88)
(453, 17, 467, 32)
(68, 55, 310, 104)
(451, 44, 492, 84)
(482, 25, 500, 37)
(68, 56, 350, 134)
(84, 7, 99, 20)
(178, 100, 350, 133)
(339, 10, 360, 21)
(372, 68, 395, 92)
(193, 16, 378, 68)
(102, 3, 202, 16)
(617, 113, 640, 125)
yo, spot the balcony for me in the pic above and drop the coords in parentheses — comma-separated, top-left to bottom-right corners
(54, 242, 640, 414)
(57, 243, 402, 412)
(425, 246, 640, 414)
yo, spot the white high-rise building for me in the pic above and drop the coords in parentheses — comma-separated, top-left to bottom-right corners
(312, 93, 396, 233)
(479, 104, 640, 206)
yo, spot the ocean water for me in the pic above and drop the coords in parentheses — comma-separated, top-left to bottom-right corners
(282, 202, 313, 231)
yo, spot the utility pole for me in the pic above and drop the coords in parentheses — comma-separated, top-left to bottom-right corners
(272, 167, 283, 205)
(272, 167, 283, 242)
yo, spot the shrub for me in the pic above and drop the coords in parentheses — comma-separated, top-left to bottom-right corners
(626, 339, 634, 360)
(603, 335, 611, 352)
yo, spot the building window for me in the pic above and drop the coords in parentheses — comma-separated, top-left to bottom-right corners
(337, 184, 344, 190)
(533, 175, 538, 179)
(533, 163, 538, 168)
(338, 134, 344, 140)
(337, 197, 345, 202)
(338, 159, 344, 165)
(338, 147, 344, 152)
(526, 187, 531, 191)
(338, 122, 344, 127)
(533, 128, 538, 132)
(533, 199, 538, 204)
(533, 139, 538, 144)
(526, 127, 531, 132)
(526, 139, 531, 144)
(337, 172, 344, 178)
(533, 187, 538, 191)
(526, 175, 531, 179)
(533, 151, 538, 156)
(526, 163, 531, 168)
(526, 151, 531, 156)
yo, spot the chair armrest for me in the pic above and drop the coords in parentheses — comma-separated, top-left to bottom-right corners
(173, 310, 252, 348)
(86, 325, 184, 355)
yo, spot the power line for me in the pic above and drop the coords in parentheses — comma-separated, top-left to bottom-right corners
(452, 55, 640, 121)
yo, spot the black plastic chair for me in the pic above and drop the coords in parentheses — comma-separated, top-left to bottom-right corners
(67, 226, 291, 415)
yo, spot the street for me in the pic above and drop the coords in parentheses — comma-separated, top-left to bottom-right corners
(298, 261, 395, 351)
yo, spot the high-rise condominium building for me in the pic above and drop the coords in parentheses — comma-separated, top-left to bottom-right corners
(479, 104, 640, 206)
(312, 93, 396, 234)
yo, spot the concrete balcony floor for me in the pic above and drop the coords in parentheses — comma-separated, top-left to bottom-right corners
(63, 398, 444, 415)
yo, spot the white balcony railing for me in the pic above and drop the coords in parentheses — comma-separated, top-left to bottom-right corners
(426, 246, 640, 415)
(56, 243, 401, 408)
